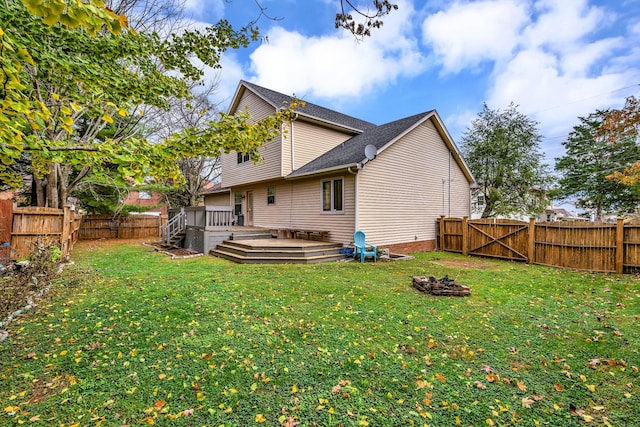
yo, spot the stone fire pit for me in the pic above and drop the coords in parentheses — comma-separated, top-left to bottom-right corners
(412, 275, 471, 297)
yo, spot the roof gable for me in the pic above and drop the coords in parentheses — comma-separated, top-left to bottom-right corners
(288, 110, 474, 183)
(230, 80, 375, 133)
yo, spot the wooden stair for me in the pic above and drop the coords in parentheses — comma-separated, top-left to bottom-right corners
(162, 231, 185, 248)
(210, 240, 347, 264)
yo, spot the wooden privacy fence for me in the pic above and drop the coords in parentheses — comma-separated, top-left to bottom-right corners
(437, 216, 638, 274)
(10, 206, 82, 260)
(79, 214, 165, 240)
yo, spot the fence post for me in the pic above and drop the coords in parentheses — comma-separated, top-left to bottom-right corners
(528, 218, 536, 264)
(438, 215, 444, 251)
(462, 216, 468, 256)
(61, 205, 71, 260)
(616, 218, 624, 274)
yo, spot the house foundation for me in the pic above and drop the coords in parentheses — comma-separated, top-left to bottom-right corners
(381, 239, 436, 255)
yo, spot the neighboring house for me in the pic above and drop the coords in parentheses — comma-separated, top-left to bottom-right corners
(124, 189, 167, 216)
(209, 80, 475, 253)
(539, 206, 586, 222)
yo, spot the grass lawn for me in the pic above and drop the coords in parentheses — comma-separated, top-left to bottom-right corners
(1, 239, 638, 427)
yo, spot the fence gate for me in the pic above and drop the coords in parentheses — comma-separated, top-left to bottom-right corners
(467, 219, 529, 262)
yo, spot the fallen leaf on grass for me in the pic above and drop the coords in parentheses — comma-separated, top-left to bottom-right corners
(517, 381, 527, 391)
(522, 397, 535, 408)
(553, 383, 564, 392)
(280, 416, 300, 427)
(475, 381, 487, 390)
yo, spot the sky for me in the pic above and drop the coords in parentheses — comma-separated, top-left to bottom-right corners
(183, 0, 640, 168)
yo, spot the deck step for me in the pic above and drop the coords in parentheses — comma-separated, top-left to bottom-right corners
(210, 248, 348, 264)
(231, 232, 273, 241)
(209, 239, 348, 264)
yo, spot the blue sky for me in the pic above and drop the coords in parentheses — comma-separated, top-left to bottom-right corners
(184, 0, 640, 165)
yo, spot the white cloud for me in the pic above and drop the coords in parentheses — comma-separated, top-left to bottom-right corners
(183, 0, 224, 19)
(421, 0, 529, 72)
(245, 0, 425, 102)
(423, 0, 639, 158)
(521, 0, 605, 51)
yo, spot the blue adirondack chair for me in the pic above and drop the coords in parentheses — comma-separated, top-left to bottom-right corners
(353, 230, 377, 263)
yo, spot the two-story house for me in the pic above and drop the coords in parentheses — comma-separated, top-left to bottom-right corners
(205, 80, 475, 254)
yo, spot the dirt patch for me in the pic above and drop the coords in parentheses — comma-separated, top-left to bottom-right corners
(161, 247, 200, 256)
(146, 242, 201, 259)
(434, 258, 499, 269)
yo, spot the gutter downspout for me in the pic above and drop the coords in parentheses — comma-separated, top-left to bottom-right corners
(448, 151, 452, 217)
(348, 166, 358, 232)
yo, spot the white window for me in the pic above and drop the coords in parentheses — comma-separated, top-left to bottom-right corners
(321, 178, 343, 213)
(267, 187, 275, 205)
(138, 191, 151, 200)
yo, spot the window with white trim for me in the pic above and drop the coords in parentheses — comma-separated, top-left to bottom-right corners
(267, 186, 275, 205)
(322, 178, 343, 213)
(138, 191, 151, 200)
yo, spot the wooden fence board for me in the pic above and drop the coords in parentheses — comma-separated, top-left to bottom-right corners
(79, 215, 163, 240)
(10, 206, 81, 260)
(623, 225, 640, 269)
(467, 218, 529, 261)
(438, 217, 637, 274)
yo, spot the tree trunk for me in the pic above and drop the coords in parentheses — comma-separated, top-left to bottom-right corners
(46, 167, 60, 208)
(33, 176, 47, 207)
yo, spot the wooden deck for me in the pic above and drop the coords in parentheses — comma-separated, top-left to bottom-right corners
(210, 238, 347, 264)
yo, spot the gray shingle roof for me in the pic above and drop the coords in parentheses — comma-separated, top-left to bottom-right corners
(239, 80, 376, 132)
(289, 111, 435, 177)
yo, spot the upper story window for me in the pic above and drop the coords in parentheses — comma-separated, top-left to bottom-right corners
(322, 178, 343, 213)
(267, 187, 275, 205)
(138, 191, 151, 200)
(237, 152, 250, 164)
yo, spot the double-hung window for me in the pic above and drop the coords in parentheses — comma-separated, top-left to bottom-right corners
(237, 152, 250, 164)
(322, 178, 343, 213)
(267, 187, 275, 205)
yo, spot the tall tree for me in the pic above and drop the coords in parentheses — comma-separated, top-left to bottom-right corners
(0, 0, 288, 208)
(555, 111, 640, 220)
(335, 0, 398, 39)
(600, 95, 640, 186)
(146, 80, 223, 208)
(461, 103, 550, 218)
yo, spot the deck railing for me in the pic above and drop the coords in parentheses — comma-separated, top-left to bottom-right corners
(162, 208, 187, 244)
(166, 206, 234, 235)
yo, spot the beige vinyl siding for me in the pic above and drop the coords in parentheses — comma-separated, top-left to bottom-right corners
(284, 120, 355, 175)
(242, 175, 356, 245)
(281, 121, 292, 176)
(203, 192, 231, 207)
(357, 119, 470, 246)
(221, 90, 283, 188)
